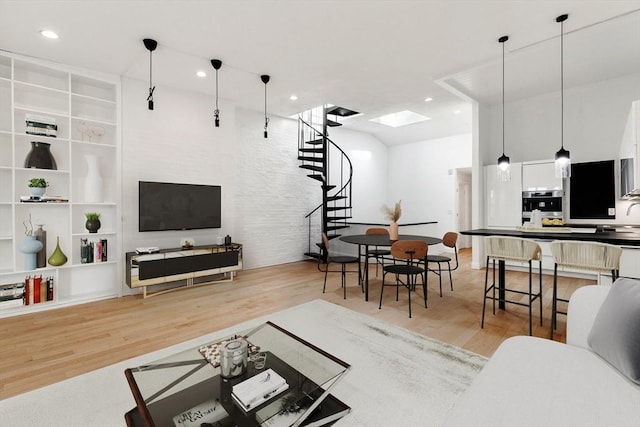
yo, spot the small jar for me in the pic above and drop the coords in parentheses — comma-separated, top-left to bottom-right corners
(220, 338, 248, 378)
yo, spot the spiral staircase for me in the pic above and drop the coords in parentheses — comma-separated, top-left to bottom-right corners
(297, 105, 359, 260)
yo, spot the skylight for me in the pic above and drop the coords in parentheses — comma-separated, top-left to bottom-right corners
(369, 110, 431, 128)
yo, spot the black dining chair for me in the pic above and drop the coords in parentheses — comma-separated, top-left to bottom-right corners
(365, 227, 391, 277)
(426, 231, 459, 297)
(320, 233, 360, 299)
(379, 240, 428, 318)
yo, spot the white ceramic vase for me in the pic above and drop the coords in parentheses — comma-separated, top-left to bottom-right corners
(19, 235, 43, 271)
(84, 154, 103, 203)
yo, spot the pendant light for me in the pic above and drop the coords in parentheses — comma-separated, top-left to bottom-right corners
(261, 74, 270, 138)
(143, 38, 157, 110)
(497, 35, 511, 182)
(211, 59, 222, 127)
(554, 14, 571, 178)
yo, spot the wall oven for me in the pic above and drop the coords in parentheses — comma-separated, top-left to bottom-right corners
(522, 190, 563, 223)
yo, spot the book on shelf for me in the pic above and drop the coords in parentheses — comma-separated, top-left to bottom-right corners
(231, 369, 289, 412)
(25, 114, 57, 137)
(20, 195, 69, 203)
(81, 239, 108, 264)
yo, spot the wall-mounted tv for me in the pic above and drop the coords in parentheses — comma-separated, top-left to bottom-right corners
(139, 181, 221, 232)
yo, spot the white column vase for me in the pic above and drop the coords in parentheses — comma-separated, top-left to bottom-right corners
(84, 154, 103, 203)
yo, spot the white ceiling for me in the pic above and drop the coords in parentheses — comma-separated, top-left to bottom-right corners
(0, 1, 638, 146)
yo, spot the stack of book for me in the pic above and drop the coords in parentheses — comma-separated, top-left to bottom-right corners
(0, 276, 55, 308)
(20, 195, 69, 203)
(0, 282, 25, 308)
(25, 114, 57, 137)
(231, 369, 289, 412)
(81, 238, 108, 263)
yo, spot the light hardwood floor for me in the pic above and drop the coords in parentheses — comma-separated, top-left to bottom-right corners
(0, 248, 591, 400)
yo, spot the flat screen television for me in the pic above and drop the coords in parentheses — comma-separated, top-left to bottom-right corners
(569, 160, 615, 220)
(139, 181, 221, 232)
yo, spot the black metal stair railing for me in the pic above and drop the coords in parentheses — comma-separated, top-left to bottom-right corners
(297, 109, 353, 260)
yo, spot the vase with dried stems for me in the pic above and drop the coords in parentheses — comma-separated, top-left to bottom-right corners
(382, 201, 402, 240)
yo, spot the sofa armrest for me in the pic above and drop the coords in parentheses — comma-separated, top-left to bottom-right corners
(566, 285, 610, 349)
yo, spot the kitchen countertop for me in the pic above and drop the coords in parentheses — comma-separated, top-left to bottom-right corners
(461, 228, 640, 247)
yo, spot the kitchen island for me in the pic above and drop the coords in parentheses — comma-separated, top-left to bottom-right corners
(461, 227, 640, 309)
(460, 228, 640, 247)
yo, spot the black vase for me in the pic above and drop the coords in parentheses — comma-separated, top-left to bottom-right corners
(24, 141, 57, 170)
(85, 219, 101, 233)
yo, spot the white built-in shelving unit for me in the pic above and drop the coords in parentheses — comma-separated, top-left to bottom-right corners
(0, 52, 121, 317)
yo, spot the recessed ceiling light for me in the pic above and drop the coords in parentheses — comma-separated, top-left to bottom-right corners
(424, 97, 433, 102)
(40, 30, 59, 39)
(369, 110, 431, 128)
(289, 95, 298, 101)
(196, 70, 207, 78)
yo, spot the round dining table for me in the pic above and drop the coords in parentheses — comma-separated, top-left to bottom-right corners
(339, 234, 442, 301)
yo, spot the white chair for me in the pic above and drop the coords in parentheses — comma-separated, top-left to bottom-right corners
(482, 236, 543, 336)
(549, 240, 622, 340)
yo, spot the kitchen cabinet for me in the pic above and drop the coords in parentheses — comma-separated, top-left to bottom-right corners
(485, 162, 522, 228)
(522, 161, 563, 192)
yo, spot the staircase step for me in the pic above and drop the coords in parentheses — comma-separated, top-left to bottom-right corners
(326, 106, 359, 117)
(328, 216, 350, 221)
(308, 174, 325, 182)
(326, 225, 350, 232)
(327, 195, 347, 201)
(299, 147, 324, 153)
(326, 119, 342, 127)
(326, 206, 352, 211)
(304, 251, 324, 261)
(322, 185, 336, 191)
(306, 138, 324, 145)
(299, 164, 324, 173)
(298, 156, 324, 163)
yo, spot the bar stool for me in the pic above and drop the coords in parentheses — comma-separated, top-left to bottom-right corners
(549, 240, 622, 340)
(482, 236, 543, 336)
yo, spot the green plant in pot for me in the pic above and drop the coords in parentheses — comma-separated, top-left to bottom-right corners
(85, 212, 101, 233)
(28, 178, 48, 197)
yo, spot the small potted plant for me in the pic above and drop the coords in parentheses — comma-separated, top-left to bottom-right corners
(85, 212, 101, 233)
(28, 178, 48, 197)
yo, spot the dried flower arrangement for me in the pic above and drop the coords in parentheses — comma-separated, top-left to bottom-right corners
(382, 200, 402, 222)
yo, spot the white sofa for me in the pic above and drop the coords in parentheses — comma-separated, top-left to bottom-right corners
(445, 283, 640, 427)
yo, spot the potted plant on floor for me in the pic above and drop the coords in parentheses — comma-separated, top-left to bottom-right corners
(28, 178, 48, 197)
(85, 212, 101, 233)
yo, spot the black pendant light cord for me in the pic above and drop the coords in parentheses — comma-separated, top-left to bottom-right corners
(261, 75, 270, 138)
(560, 17, 564, 150)
(502, 36, 506, 156)
(143, 38, 157, 110)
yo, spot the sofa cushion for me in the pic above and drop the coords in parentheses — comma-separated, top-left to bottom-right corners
(588, 277, 640, 385)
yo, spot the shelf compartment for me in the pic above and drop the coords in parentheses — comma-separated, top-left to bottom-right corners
(14, 109, 69, 140)
(0, 79, 10, 132)
(15, 134, 70, 171)
(14, 60, 68, 91)
(0, 170, 12, 202)
(70, 117, 116, 144)
(71, 144, 117, 203)
(0, 55, 11, 79)
(71, 75, 116, 102)
(0, 133, 11, 168)
(14, 82, 69, 116)
(71, 204, 116, 235)
(71, 235, 116, 266)
(71, 94, 116, 124)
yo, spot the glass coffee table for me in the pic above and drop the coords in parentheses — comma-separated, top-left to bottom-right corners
(124, 321, 351, 427)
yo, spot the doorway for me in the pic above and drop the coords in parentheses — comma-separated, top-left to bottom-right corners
(455, 168, 472, 249)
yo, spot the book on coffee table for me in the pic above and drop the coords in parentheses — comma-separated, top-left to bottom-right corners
(232, 369, 289, 411)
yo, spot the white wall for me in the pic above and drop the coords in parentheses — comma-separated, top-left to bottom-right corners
(387, 133, 472, 237)
(121, 79, 319, 295)
(485, 73, 640, 166)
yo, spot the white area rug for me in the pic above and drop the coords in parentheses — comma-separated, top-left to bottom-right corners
(0, 300, 486, 426)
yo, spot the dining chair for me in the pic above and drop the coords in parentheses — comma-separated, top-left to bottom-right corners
(365, 227, 391, 277)
(320, 232, 360, 299)
(549, 240, 622, 340)
(482, 236, 543, 336)
(426, 231, 459, 297)
(379, 240, 428, 318)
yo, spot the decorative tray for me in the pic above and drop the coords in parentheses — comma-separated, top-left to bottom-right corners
(198, 336, 260, 368)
